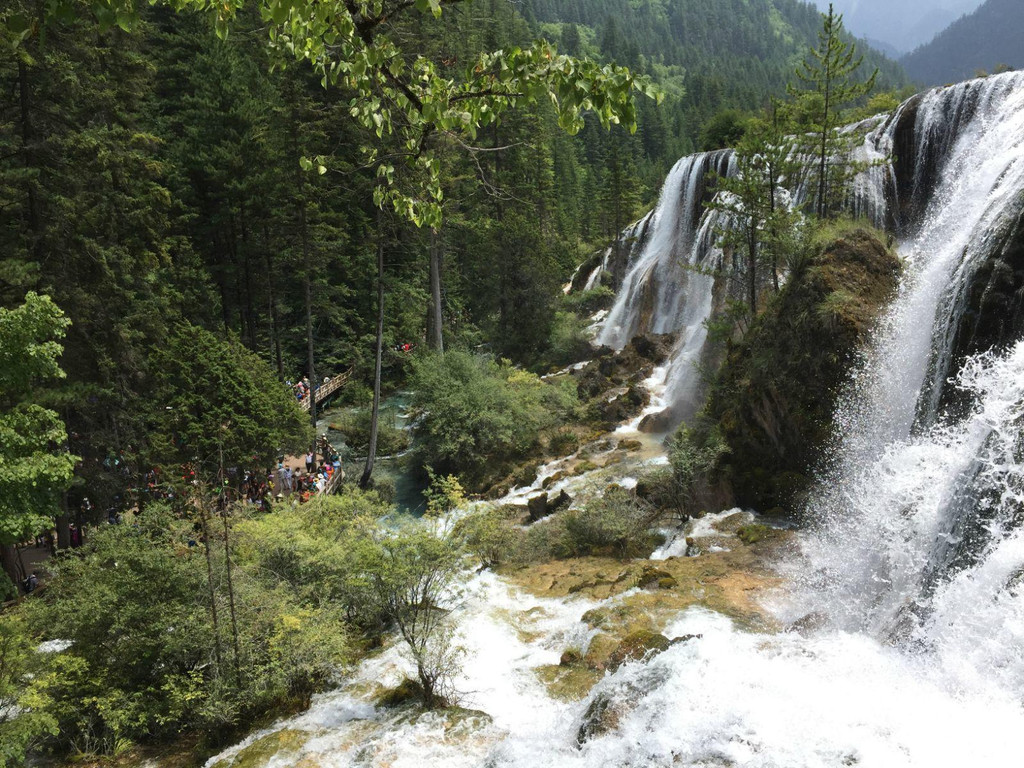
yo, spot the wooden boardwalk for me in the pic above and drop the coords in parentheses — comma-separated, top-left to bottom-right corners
(299, 368, 353, 412)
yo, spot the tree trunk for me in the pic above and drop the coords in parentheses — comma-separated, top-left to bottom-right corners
(199, 503, 223, 673)
(263, 223, 285, 380)
(427, 228, 444, 353)
(56, 492, 71, 550)
(747, 227, 758, 315)
(360, 228, 386, 488)
(300, 201, 317, 429)
(1, 545, 22, 594)
(17, 60, 42, 257)
(222, 507, 241, 682)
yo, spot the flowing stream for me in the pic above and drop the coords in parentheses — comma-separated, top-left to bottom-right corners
(206, 73, 1024, 768)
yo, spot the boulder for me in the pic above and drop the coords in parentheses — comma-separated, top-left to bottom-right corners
(606, 630, 671, 672)
(635, 565, 678, 590)
(549, 489, 572, 513)
(527, 494, 550, 522)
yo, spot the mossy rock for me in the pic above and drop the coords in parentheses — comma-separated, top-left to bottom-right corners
(635, 564, 678, 590)
(542, 471, 567, 489)
(375, 677, 424, 708)
(617, 439, 643, 451)
(536, 664, 602, 701)
(576, 692, 622, 744)
(559, 647, 583, 666)
(686, 226, 901, 515)
(736, 523, 772, 545)
(572, 460, 599, 476)
(606, 630, 671, 671)
(583, 632, 620, 670)
(511, 463, 540, 489)
(212, 729, 310, 768)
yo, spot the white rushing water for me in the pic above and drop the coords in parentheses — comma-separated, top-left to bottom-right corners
(597, 151, 734, 426)
(207, 73, 1024, 768)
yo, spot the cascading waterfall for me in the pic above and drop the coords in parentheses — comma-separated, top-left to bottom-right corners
(597, 150, 734, 425)
(793, 71, 1024, 638)
(204, 73, 1024, 768)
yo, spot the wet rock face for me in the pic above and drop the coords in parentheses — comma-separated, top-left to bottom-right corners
(889, 87, 991, 235)
(606, 630, 671, 671)
(526, 490, 572, 522)
(938, 204, 1024, 416)
(574, 333, 675, 428)
(694, 227, 902, 514)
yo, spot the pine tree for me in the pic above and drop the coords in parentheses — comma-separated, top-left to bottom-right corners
(711, 103, 800, 314)
(789, 3, 877, 219)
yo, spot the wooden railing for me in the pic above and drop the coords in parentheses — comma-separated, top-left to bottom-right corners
(318, 465, 345, 496)
(299, 368, 353, 412)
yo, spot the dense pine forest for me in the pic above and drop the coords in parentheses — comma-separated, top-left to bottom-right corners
(901, 0, 1023, 85)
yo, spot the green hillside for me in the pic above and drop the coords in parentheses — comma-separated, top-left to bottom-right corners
(526, 0, 908, 150)
(901, 0, 1024, 85)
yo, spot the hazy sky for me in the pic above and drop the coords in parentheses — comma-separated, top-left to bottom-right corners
(813, 0, 987, 54)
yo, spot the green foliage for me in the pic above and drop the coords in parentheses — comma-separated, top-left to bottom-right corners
(331, 409, 410, 458)
(423, 469, 466, 517)
(699, 109, 749, 152)
(81, 0, 658, 230)
(736, 523, 771, 545)
(552, 487, 658, 559)
(147, 322, 313, 479)
(363, 516, 468, 708)
(234, 492, 394, 629)
(22, 504, 349, 754)
(0, 293, 77, 544)
(0, 614, 58, 768)
(452, 506, 521, 569)
(536, 311, 594, 372)
(709, 103, 802, 313)
(562, 285, 615, 316)
(410, 351, 577, 487)
(669, 427, 728, 498)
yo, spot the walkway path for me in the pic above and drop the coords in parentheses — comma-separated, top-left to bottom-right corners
(299, 369, 353, 412)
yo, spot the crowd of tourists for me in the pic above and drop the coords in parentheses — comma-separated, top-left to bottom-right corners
(270, 435, 343, 502)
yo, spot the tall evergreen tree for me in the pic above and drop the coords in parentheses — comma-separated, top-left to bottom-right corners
(789, 3, 877, 218)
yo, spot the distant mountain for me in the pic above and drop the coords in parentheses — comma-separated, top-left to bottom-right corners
(525, 0, 908, 149)
(901, 0, 1024, 85)
(814, 0, 984, 54)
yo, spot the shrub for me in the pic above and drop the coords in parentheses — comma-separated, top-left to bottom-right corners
(424, 470, 466, 517)
(553, 488, 658, 559)
(452, 506, 523, 568)
(410, 351, 576, 486)
(549, 428, 581, 456)
(562, 285, 615, 316)
(23, 504, 350, 756)
(543, 311, 594, 369)
(635, 467, 689, 521)
(1, 614, 57, 768)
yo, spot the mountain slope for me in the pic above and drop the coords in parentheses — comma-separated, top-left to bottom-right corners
(525, 0, 907, 148)
(814, 0, 985, 54)
(901, 0, 1024, 85)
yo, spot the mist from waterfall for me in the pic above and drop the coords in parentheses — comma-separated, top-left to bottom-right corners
(791, 71, 1024, 639)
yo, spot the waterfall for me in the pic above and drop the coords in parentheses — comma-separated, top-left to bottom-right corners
(793, 71, 1024, 641)
(597, 150, 734, 425)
